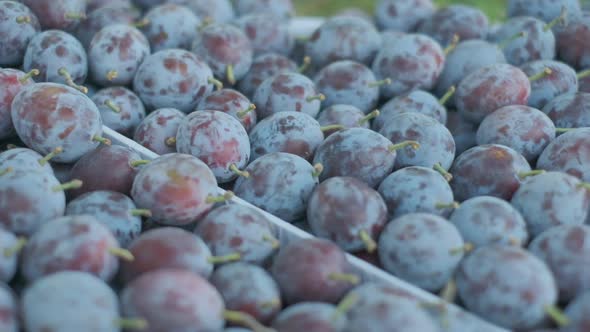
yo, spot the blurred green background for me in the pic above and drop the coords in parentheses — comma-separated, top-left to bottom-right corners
(294, 0, 505, 22)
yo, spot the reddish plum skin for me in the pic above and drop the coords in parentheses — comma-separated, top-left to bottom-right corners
(271, 238, 357, 304)
(192, 24, 253, 85)
(417, 4, 489, 46)
(23, 30, 88, 86)
(69, 145, 142, 198)
(20, 0, 86, 30)
(529, 225, 590, 302)
(21, 215, 121, 282)
(176, 110, 250, 183)
(0, 69, 36, 140)
(237, 53, 297, 99)
(121, 227, 214, 282)
(11, 83, 103, 163)
(450, 144, 532, 202)
(511, 172, 590, 237)
(456, 245, 558, 330)
(372, 33, 445, 99)
(0, 1, 41, 67)
(131, 154, 218, 226)
(305, 16, 381, 69)
(272, 303, 346, 332)
(65, 191, 143, 248)
(248, 111, 324, 162)
(22, 271, 119, 332)
(378, 166, 455, 219)
(476, 105, 556, 162)
(456, 64, 531, 124)
(234, 0, 294, 19)
(211, 262, 282, 323)
(121, 269, 225, 332)
(379, 112, 456, 170)
(253, 72, 323, 119)
(88, 24, 150, 87)
(91, 87, 146, 137)
(449, 196, 528, 247)
(307, 176, 388, 252)
(141, 4, 200, 52)
(313, 60, 380, 114)
(236, 14, 294, 56)
(0, 229, 19, 282)
(374, 0, 435, 32)
(542, 92, 590, 128)
(536, 128, 590, 182)
(316, 104, 370, 136)
(195, 204, 279, 265)
(563, 292, 590, 332)
(521, 60, 578, 110)
(197, 89, 257, 132)
(313, 128, 396, 188)
(0, 284, 17, 332)
(374, 90, 447, 132)
(133, 108, 186, 155)
(557, 16, 590, 69)
(445, 111, 478, 156)
(0, 170, 65, 236)
(133, 49, 215, 113)
(75, 5, 141, 49)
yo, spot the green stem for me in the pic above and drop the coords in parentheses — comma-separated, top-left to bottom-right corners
(577, 69, 590, 80)
(108, 247, 134, 261)
(208, 77, 224, 91)
(93, 136, 111, 145)
(545, 305, 570, 327)
(237, 104, 256, 118)
(359, 230, 377, 253)
(439, 279, 457, 303)
(544, 7, 568, 31)
(227, 65, 236, 85)
(64, 12, 86, 20)
(312, 163, 324, 178)
(206, 191, 234, 204)
(38, 147, 63, 166)
(529, 67, 553, 82)
(367, 78, 392, 88)
(298, 56, 312, 73)
(328, 273, 360, 285)
(306, 94, 325, 103)
(262, 234, 280, 249)
(229, 164, 249, 178)
(58, 67, 88, 93)
(132, 18, 150, 28)
(130, 209, 152, 218)
(357, 110, 380, 126)
(332, 293, 358, 321)
(223, 310, 275, 332)
(130, 160, 150, 168)
(433, 163, 453, 182)
(439, 86, 456, 106)
(498, 31, 527, 50)
(115, 318, 148, 330)
(389, 141, 420, 153)
(52, 179, 83, 192)
(449, 243, 474, 255)
(0, 167, 13, 177)
(3, 237, 27, 257)
(320, 124, 345, 132)
(435, 202, 460, 210)
(577, 183, 590, 190)
(444, 34, 460, 55)
(19, 69, 39, 83)
(104, 100, 121, 113)
(259, 299, 281, 309)
(207, 253, 241, 264)
(556, 128, 575, 133)
(518, 170, 546, 179)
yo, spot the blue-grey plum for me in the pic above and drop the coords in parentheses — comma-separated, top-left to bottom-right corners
(374, 0, 435, 32)
(373, 90, 447, 133)
(140, 4, 200, 52)
(521, 60, 578, 109)
(237, 53, 297, 99)
(417, 4, 489, 47)
(0, 1, 40, 67)
(542, 91, 590, 129)
(91, 86, 146, 137)
(133, 108, 186, 155)
(236, 13, 294, 56)
(536, 128, 590, 182)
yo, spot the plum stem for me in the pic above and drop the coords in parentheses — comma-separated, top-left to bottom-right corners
(108, 247, 134, 261)
(207, 253, 241, 264)
(578, 183, 590, 190)
(528, 67, 552, 82)
(130, 209, 152, 218)
(518, 170, 546, 179)
(19, 69, 39, 83)
(444, 34, 460, 55)
(508, 237, 522, 246)
(52, 179, 83, 192)
(198, 17, 214, 31)
(577, 69, 590, 80)
(439, 86, 456, 106)
(498, 31, 527, 50)
(357, 110, 380, 126)
(367, 78, 392, 88)
(320, 124, 345, 132)
(223, 310, 276, 332)
(106, 70, 118, 81)
(15, 15, 31, 24)
(312, 163, 324, 178)
(359, 230, 377, 253)
(115, 318, 148, 330)
(64, 12, 87, 20)
(206, 191, 234, 204)
(306, 93, 325, 103)
(545, 305, 570, 327)
(165, 137, 177, 147)
(208, 77, 224, 91)
(389, 141, 420, 153)
(132, 18, 150, 28)
(420, 301, 451, 329)
(259, 299, 281, 309)
(556, 128, 574, 133)
(333, 293, 358, 321)
(93, 136, 112, 145)
(237, 104, 256, 118)
(229, 164, 250, 178)
(58, 67, 88, 94)
(435, 202, 460, 210)
(449, 243, 474, 255)
(262, 234, 280, 249)
(38, 147, 64, 166)
(130, 160, 150, 167)
(433, 163, 453, 182)
(439, 279, 458, 303)
(0, 167, 13, 177)
(544, 7, 568, 31)
(298, 56, 312, 73)
(3, 237, 27, 257)
(227, 65, 236, 85)
(328, 273, 361, 285)
(104, 100, 121, 113)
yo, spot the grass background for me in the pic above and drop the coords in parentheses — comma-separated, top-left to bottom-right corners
(294, 0, 504, 22)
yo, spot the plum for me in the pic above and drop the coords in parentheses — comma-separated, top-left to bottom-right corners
(0, 68, 37, 140)
(0, 1, 41, 67)
(272, 302, 346, 332)
(521, 60, 578, 109)
(0, 147, 53, 175)
(316, 104, 375, 136)
(237, 53, 297, 99)
(507, 0, 582, 30)
(75, 4, 141, 49)
(0, 229, 23, 283)
(557, 14, 590, 69)
(133, 108, 186, 155)
(91, 87, 146, 137)
(417, 4, 489, 46)
(140, 4, 199, 53)
(374, 0, 435, 32)
(537, 128, 590, 182)
(197, 89, 257, 132)
(543, 92, 590, 128)
(562, 291, 590, 332)
(169, 0, 235, 23)
(236, 13, 294, 56)
(20, 0, 86, 30)
(445, 111, 478, 156)
(373, 90, 448, 132)
(234, 0, 294, 19)
(0, 284, 17, 332)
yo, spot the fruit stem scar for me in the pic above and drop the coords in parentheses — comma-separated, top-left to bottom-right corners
(328, 273, 361, 285)
(38, 146, 64, 166)
(130, 209, 152, 218)
(439, 86, 456, 106)
(312, 163, 324, 178)
(52, 179, 83, 192)
(357, 109, 380, 125)
(435, 201, 460, 210)
(227, 65, 236, 85)
(306, 93, 326, 103)
(58, 67, 88, 94)
(222, 310, 276, 332)
(19, 69, 39, 84)
(165, 137, 177, 147)
(229, 164, 250, 178)
(320, 124, 345, 132)
(389, 140, 420, 152)
(207, 253, 241, 264)
(206, 191, 234, 204)
(444, 34, 460, 55)
(15, 15, 31, 24)
(262, 234, 280, 249)
(544, 305, 570, 327)
(498, 31, 527, 50)
(108, 247, 134, 261)
(518, 170, 546, 179)
(115, 318, 149, 330)
(106, 70, 118, 81)
(237, 104, 256, 118)
(298, 56, 311, 73)
(0, 167, 13, 176)
(367, 78, 392, 88)
(358, 230, 377, 253)
(3, 237, 27, 257)
(93, 136, 112, 145)
(433, 163, 453, 182)
(528, 67, 553, 82)
(208, 77, 224, 91)
(104, 100, 121, 113)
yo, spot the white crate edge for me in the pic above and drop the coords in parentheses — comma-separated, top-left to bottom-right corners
(103, 125, 509, 332)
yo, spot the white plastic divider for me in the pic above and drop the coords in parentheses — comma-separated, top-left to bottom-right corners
(103, 125, 508, 332)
